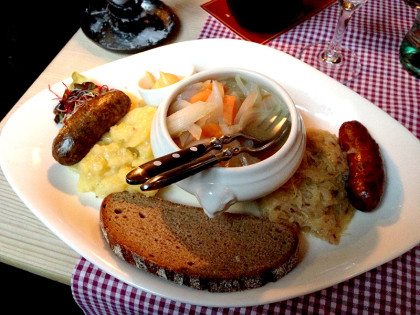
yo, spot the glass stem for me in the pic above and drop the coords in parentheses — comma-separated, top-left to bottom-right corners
(322, 6, 356, 64)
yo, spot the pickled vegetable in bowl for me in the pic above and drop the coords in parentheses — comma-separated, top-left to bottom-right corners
(143, 71, 182, 89)
(151, 67, 305, 216)
(136, 62, 195, 107)
(167, 75, 291, 167)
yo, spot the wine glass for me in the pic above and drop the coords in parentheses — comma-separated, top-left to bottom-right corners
(299, 0, 368, 84)
(399, 0, 420, 78)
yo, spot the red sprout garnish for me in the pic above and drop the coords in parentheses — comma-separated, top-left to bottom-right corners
(51, 81, 110, 124)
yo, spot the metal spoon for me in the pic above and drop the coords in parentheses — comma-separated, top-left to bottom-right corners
(131, 116, 291, 191)
(126, 133, 259, 185)
(126, 108, 289, 185)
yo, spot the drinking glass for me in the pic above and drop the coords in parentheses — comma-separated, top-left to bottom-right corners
(225, 0, 303, 33)
(399, 0, 420, 78)
(299, 0, 368, 83)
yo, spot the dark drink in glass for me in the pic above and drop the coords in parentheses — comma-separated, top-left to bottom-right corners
(225, 0, 303, 33)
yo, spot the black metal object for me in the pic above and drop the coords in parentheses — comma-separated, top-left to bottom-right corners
(81, 0, 178, 53)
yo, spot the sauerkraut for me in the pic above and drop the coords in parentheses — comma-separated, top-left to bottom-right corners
(259, 128, 355, 245)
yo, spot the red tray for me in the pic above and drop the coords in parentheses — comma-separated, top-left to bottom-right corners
(201, 0, 336, 44)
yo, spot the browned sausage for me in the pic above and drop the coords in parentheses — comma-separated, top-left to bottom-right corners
(52, 90, 131, 166)
(338, 120, 384, 212)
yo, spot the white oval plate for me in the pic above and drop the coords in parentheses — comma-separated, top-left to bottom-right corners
(1, 39, 419, 307)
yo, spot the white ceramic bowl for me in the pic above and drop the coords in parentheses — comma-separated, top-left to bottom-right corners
(151, 67, 306, 217)
(137, 61, 195, 107)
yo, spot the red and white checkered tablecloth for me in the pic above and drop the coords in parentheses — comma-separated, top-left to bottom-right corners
(71, 0, 420, 313)
(72, 246, 420, 314)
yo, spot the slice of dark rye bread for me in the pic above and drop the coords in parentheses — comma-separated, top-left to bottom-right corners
(100, 191, 300, 292)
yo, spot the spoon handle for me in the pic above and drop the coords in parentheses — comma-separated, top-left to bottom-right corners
(126, 143, 211, 185)
(140, 148, 237, 191)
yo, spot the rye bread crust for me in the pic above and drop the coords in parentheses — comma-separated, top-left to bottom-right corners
(100, 191, 299, 292)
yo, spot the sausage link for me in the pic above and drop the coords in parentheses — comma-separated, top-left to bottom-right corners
(52, 90, 131, 165)
(338, 120, 384, 212)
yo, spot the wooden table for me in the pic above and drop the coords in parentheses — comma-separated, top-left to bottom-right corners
(0, 0, 208, 285)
